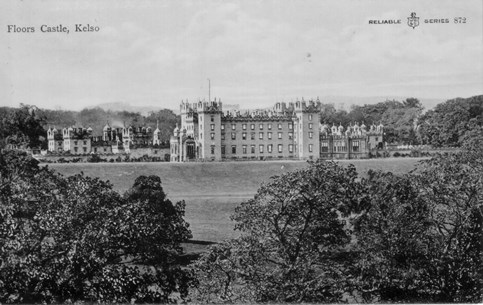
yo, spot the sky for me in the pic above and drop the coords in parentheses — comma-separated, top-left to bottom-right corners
(0, 0, 482, 111)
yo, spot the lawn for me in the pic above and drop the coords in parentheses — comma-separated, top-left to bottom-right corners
(48, 158, 426, 243)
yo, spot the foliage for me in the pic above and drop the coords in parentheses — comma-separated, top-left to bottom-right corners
(419, 95, 483, 147)
(191, 161, 366, 303)
(0, 150, 192, 303)
(353, 133, 483, 302)
(1, 104, 47, 149)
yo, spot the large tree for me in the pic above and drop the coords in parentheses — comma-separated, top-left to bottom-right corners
(353, 132, 483, 302)
(191, 161, 365, 303)
(418, 95, 483, 146)
(2, 104, 46, 149)
(0, 151, 193, 303)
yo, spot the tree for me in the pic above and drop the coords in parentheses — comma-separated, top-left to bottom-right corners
(418, 95, 483, 146)
(191, 161, 366, 303)
(0, 151, 193, 303)
(353, 133, 483, 302)
(2, 104, 47, 149)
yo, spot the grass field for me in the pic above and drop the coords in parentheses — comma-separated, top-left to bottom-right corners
(48, 158, 426, 243)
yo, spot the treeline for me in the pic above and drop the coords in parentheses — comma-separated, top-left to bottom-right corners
(1, 130, 481, 303)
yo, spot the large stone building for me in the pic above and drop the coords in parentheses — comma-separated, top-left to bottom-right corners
(170, 98, 384, 162)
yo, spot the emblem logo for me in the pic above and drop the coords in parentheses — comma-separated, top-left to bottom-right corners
(407, 12, 419, 29)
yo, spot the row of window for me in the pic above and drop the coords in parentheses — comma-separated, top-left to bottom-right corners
(205, 131, 316, 141)
(204, 114, 315, 122)
(211, 144, 314, 155)
(209, 122, 315, 131)
(320, 140, 360, 152)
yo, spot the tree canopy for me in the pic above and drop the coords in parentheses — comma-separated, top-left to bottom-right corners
(0, 151, 193, 303)
(418, 95, 483, 147)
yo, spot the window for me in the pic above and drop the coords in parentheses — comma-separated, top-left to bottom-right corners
(83, 147, 87, 153)
(74, 147, 78, 153)
(278, 132, 282, 139)
(200, 133, 202, 139)
(288, 132, 293, 140)
(309, 144, 313, 152)
(232, 124, 236, 130)
(242, 132, 247, 140)
(278, 123, 282, 130)
(268, 144, 273, 153)
(83, 140, 87, 145)
(242, 145, 247, 154)
(221, 145, 225, 154)
(289, 144, 293, 153)
(259, 124, 263, 130)
(268, 132, 272, 140)
(231, 133, 236, 140)
(251, 145, 255, 154)
(278, 144, 283, 153)
(211, 124, 215, 131)
(309, 123, 313, 129)
(74, 141, 78, 145)
(259, 132, 263, 140)
(289, 123, 293, 130)
(259, 145, 264, 153)
(221, 133, 225, 140)
(242, 124, 247, 130)
(352, 140, 360, 152)
(211, 133, 215, 140)
(309, 132, 313, 139)
(268, 124, 272, 130)
(321, 141, 329, 152)
(211, 145, 215, 154)
(250, 124, 255, 130)
(251, 133, 255, 140)
(232, 145, 236, 154)
(221, 124, 225, 130)
(309, 114, 313, 121)
(211, 116, 214, 122)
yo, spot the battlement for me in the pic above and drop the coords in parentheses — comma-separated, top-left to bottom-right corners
(180, 99, 223, 114)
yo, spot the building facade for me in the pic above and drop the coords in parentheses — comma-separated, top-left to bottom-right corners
(319, 123, 384, 159)
(47, 122, 168, 155)
(170, 98, 383, 162)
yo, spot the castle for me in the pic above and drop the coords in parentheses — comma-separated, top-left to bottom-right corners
(46, 122, 168, 156)
(170, 98, 384, 162)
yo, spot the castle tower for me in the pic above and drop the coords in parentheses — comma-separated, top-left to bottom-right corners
(170, 124, 181, 162)
(294, 98, 320, 160)
(197, 99, 223, 161)
(47, 127, 59, 152)
(103, 122, 111, 141)
(153, 120, 161, 145)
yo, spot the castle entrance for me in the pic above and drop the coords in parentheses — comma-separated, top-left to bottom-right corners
(185, 140, 196, 160)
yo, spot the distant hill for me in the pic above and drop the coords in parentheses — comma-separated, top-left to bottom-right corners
(318, 96, 444, 111)
(95, 102, 166, 116)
